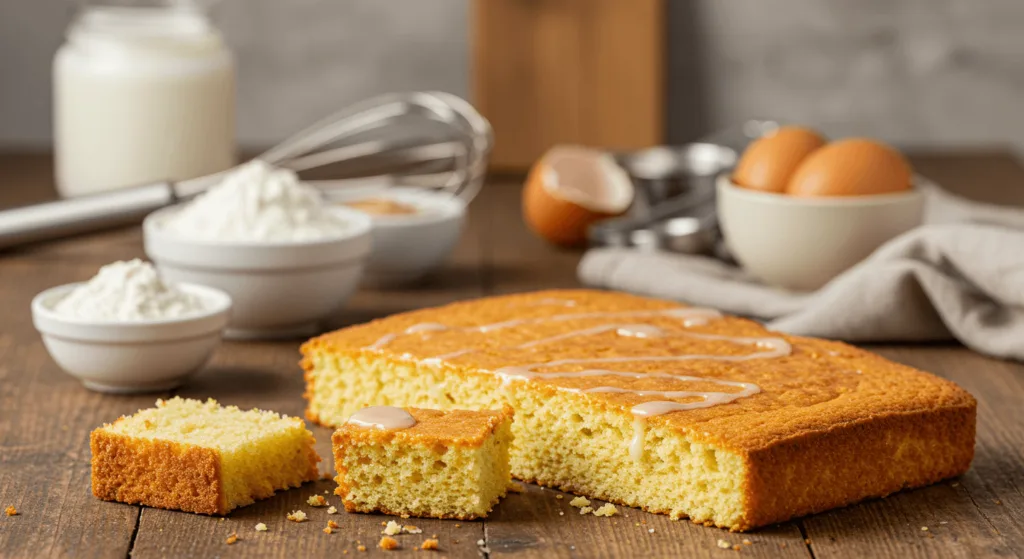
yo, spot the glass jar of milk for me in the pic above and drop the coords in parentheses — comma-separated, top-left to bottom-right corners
(54, 0, 236, 197)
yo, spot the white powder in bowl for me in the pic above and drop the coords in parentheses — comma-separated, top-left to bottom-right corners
(161, 159, 349, 242)
(53, 259, 208, 321)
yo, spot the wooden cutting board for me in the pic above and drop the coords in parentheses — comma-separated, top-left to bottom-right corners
(472, 0, 665, 171)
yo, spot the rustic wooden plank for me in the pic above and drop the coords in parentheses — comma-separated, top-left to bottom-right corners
(487, 485, 810, 559)
(0, 259, 161, 559)
(3, 153, 1024, 559)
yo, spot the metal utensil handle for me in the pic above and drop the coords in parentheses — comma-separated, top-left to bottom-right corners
(0, 182, 176, 250)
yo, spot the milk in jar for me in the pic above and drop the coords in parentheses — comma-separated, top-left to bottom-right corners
(54, 2, 236, 197)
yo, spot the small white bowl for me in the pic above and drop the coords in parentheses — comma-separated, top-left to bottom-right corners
(32, 283, 231, 393)
(717, 175, 926, 291)
(143, 205, 372, 339)
(332, 187, 466, 287)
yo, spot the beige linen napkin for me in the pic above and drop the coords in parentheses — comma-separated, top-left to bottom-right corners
(578, 187, 1024, 360)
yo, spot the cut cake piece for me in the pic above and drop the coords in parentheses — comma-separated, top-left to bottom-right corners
(91, 397, 321, 515)
(301, 289, 976, 531)
(332, 405, 514, 519)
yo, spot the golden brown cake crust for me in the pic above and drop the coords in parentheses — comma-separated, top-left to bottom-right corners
(303, 289, 975, 452)
(303, 289, 977, 529)
(90, 430, 224, 515)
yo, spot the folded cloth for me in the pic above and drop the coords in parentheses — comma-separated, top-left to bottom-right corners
(578, 186, 1024, 360)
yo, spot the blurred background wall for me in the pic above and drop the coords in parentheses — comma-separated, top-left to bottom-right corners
(1, 0, 1021, 152)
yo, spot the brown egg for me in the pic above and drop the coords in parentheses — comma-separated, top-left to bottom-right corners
(732, 126, 827, 193)
(523, 145, 634, 247)
(786, 138, 913, 197)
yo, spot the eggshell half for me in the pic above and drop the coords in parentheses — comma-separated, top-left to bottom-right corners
(522, 146, 634, 247)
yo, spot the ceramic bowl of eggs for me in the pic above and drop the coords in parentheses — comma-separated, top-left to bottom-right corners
(717, 126, 926, 291)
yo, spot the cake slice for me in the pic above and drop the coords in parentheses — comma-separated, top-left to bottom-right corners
(91, 397, 321, 515)
(301, 289, 976, 531)
(332, 406, 513, 519)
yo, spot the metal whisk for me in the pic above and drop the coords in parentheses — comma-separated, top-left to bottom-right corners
(0, 91, 492, 250)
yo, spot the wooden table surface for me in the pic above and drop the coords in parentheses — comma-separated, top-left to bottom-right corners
(0, 152, 1022, 559)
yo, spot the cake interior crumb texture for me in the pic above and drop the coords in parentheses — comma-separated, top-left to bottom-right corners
(91, 397, 321, 515)
(333, 407, 514, 520)
(302, 289, 977, 531)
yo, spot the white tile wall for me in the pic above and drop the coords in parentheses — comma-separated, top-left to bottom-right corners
(1, 0, 1021, 152)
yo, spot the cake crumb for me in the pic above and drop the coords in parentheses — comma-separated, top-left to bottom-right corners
(255, 523, 267, 532)
(804, 538, 812, 544)
(225, 533, 239, 545)
(742, 539, 752, 545)
(477, 539, 485, 546)
(648, 528, 655, 534)
(732, 544, 742, 551)
(4, 506, 17, 517)
(401, 514, 410, 519)
(921, 526, 929, 531)
(383, 520, 402, 535)
(559, 512, 564, 516)
(454, 523, 461, 528)
(307, 495, 327, 507)
(508, 482, 525, 493)
(579, 507, 593, 515)
(379, 536, 400, 550)
(569, 496, 591, 508)
(286, 510, 308, 522)
(357, 544, 367, 552)
(403, 525, 423, 534)
(327, 506, 338, 514)
(556, 495, 564, 500)
(593, 503, 618, 517)
(717, 539, 731, 549)
(421, 539, 440, 550)
(328, 520, 340, 529)
(323, 527, 334, 534)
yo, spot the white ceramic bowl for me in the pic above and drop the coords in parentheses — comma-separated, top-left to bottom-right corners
(32, 283, 231, 393)
(717, 174, 926, 291)
(143, 205, 372, 339)
(332, 187, 466, 286)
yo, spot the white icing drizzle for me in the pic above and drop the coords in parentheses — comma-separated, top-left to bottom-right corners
(363, 306, 793, 459)
(369, 322, 449, 350)
(347, 406, 417, 430)
(529, 297, 579, 307)
(405, 322, 449, 334)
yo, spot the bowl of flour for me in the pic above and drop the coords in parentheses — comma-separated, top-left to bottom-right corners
(143, 160, 371, 339)
(32, 259, 231, 393)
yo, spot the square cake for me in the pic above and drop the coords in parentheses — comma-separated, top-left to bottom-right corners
(333, 405, 514, 519)
(301, 289, 976, 530)
(91, 397, 321, 515)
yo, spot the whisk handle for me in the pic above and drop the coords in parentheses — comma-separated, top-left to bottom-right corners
(0, 182, 176, 250)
